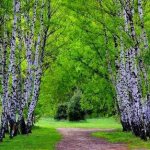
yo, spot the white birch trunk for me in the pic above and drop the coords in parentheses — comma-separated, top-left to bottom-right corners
(23, 0, 37, 106)
(137, 0, 149, 93)
(8, 0, 20, 138)
(27, 0, 45, 130)
(138, 0, 148, 50)
(0, 27, 9, 140)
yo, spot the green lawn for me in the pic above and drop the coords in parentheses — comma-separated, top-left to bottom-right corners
(0, 117, 150, 150)
(0, 117, 121, 150)
(36, 117, 122, 129)
(93, 130, 150, 149)
(0, 126, 61, 150)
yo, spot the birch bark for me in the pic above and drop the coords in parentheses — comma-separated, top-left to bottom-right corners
(8, 0, 20, 138)
(26, 1, 44, 130)
(0, 26, 9, 140)
(124, 0, 146, 139)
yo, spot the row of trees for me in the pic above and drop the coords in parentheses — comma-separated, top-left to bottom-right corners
(112, 0, 150, 140)
(0, 0, 150, 144)
(49, 0, 150, 140)
(94, 0, 150, 140)
(0, 0, 53, 141)
(20, 0, 150, 141)
(68, 0, 150, 140)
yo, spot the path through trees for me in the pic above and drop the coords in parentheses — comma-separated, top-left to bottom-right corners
(57, 128, 127, 150)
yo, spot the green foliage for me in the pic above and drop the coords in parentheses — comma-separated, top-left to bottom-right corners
(68, 90, 85, 121)
(54, 103, 68, 120)
(37, 0, 150, 118)
(53, 90, 86, 121)
(37, 0, 116, 118)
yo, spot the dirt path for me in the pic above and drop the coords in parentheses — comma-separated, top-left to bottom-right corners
(56, 128, 128, 150)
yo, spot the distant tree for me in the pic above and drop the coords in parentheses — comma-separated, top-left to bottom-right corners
(54, 103, 68, 120)
(68, 89, 85, 121)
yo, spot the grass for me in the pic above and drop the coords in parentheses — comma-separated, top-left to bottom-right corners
(0, 117, 121, 150)
(1, 117, 150, 150)
(36, 117, 122, 129)
(93, 130, 150, 149)
(0, 125, 61, 150)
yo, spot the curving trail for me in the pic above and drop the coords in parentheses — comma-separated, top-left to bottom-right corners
(56, 128, 128, 150)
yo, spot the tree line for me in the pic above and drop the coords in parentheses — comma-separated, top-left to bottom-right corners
(0, 0, 53, 141)
(45, 0, 150, 140)
(96, 0, 150, 140)
(0, 0, 150, 144)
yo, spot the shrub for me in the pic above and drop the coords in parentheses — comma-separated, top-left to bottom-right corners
(68, 90, 85, 121)
(54, 103, 68, 120)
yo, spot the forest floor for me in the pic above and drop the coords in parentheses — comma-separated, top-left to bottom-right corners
(56, 128, 127, 150)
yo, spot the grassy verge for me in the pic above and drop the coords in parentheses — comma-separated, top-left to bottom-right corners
(0, 126, 61, 150)
(1, 117, 150, 150)
(92, 130, 150, 149)
(0, 117, 121, 150)
(36, 117, 122, 129)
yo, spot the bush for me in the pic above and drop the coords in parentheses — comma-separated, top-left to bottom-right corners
(54, 103, 68, 120)
(68, 90, 85, 121)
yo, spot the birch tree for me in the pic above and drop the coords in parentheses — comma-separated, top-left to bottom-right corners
(0, 0, 53, 141)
